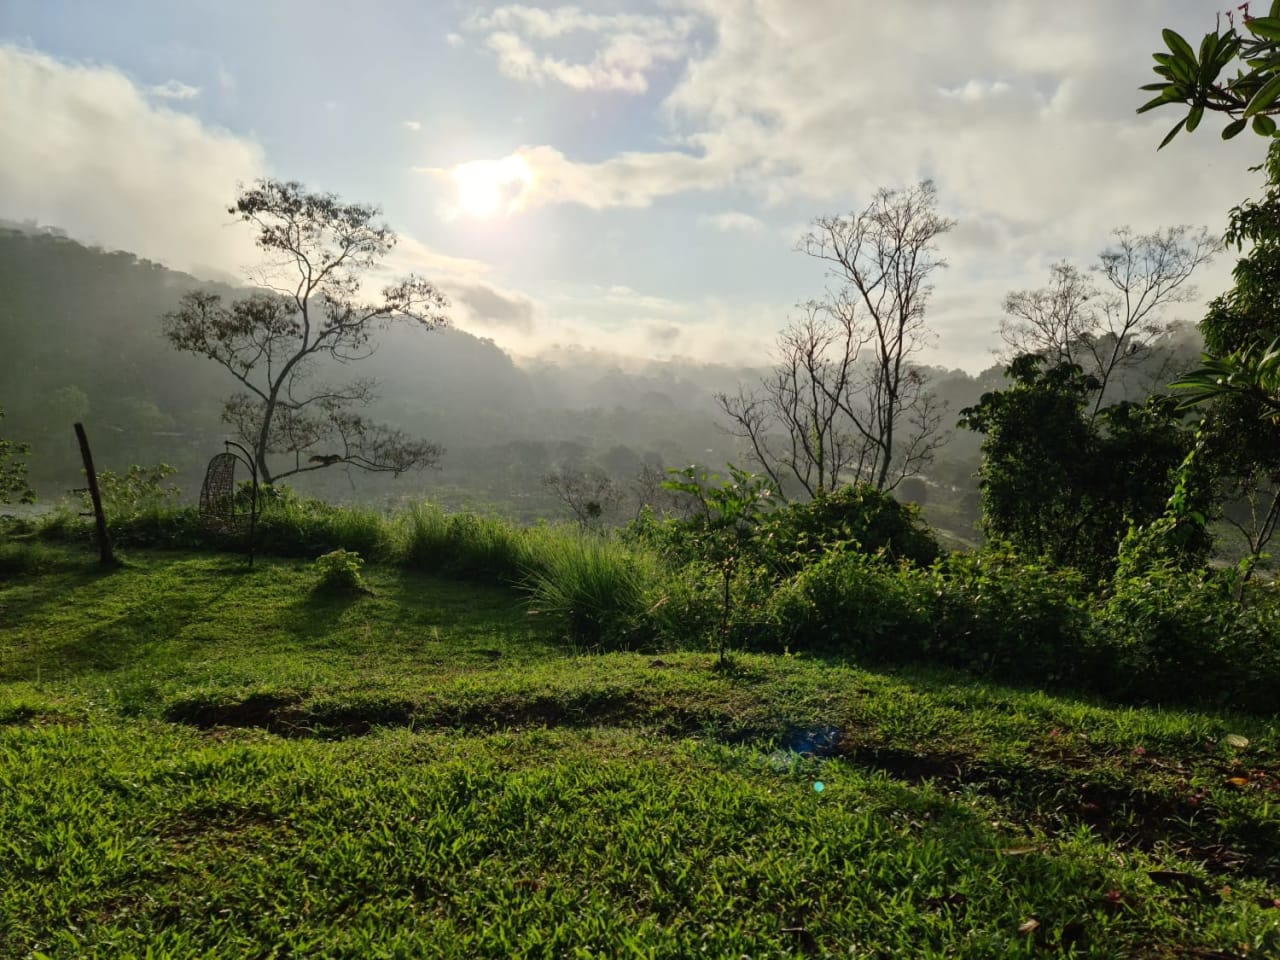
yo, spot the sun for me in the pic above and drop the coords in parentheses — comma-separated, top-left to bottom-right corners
(451, 155, 533, 218)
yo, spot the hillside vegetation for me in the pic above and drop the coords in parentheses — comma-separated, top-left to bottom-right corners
(2, 545, 1278, 958)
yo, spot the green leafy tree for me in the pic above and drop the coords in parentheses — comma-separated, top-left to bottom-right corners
(163, 179, 449, 485)
(960, 356, 1204, 577)
(662, 465, 777, 665)
(1141, 8, 1280, 561)
(0, 407, 35, 505)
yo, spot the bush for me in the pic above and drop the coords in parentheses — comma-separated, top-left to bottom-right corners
(313, 549, 368, 594)
(90, 463, 182, 519)
(927, 549, 1094, 684)
(765, 551, 933, 657)
(636, 560, 782, 653)
(756, 484, 941, 573)
(1096, 561, 1280, 711)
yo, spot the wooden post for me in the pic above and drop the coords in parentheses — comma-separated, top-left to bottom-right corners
(74, 422, 117, 566)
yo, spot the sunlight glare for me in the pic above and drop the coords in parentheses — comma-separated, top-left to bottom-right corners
(451, 155, 532, 218)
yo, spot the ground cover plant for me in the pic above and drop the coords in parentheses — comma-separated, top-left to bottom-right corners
(2, 546, 1279, 957)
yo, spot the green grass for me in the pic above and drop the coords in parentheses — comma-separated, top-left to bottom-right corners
(3, 547, 1279, 957)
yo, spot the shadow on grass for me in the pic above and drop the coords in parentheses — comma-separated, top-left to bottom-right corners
(0, 558, 122, 625)
(1, 556, 248, 681)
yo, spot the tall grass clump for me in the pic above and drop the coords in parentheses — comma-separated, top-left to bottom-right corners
(521, 529, 662, 648)
(0, 539, 58, 576)
(253, 501, 393, 560)
(395, 501, 531, 582)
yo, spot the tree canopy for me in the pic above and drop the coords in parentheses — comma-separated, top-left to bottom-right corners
(163, 180, 449, 485)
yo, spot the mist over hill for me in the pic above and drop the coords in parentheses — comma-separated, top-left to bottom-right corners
(0, 224, 1203, 531)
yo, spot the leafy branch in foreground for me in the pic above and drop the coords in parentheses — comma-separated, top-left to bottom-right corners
(1139, 5, 1280, 147)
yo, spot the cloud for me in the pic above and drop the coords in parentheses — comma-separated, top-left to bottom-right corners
(0, 44, 551, 351)
(402, 119, 422, 131)
(464, 5, 695, 93)
(421, 143, 727, 212)
(451, 283, 537, 333)
(0, 45, 264, 275)
(387, 235, 542, 337)
(146, 79, 201, 100)
(444, 1, 1252, 369)
(702, 211, 764, 233)
(448, 1, 1255, 234)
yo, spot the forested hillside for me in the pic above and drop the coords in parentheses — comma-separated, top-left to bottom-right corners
(0, 224, 1205, 533)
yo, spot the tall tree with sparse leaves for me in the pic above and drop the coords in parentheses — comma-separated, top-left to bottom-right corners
(1000, 226, 1216, 414)
(163, 180, 449, 485)
(721, 181, 953, 494)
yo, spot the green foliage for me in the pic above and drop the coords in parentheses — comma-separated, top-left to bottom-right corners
(961, 355, 1202, 577)
(661, 465, 777, 663)
(313, 548, 368, 594)
(397, 502, 530, 582)
(757, 483, 941, 572)
(0, 407, 34, 505)
(1139, 7, 1280, 147)
(927, 549, 1095, 684)
(521, 534, 660, 649)
(0, 541, 57, 576)
(768, 551, 932, 657)
(252, 493, 394, 561)
(88, 462, 181, 519)
(1097, 559, 1280, 712)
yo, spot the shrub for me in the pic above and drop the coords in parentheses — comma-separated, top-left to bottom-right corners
(765, 551, 933, 657)
(90, 463, 182, 519)
(1096, 560, 1280, 711)
(927, 549, 1094, 684)
(756, 484, 941, 574)
(313, 549, 368, 594)
(637, 560, 780, 653)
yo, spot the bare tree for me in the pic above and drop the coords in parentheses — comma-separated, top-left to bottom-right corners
(163, 179, 449, 484)
(1001, 225, 1216, 414)
(542, 466, 623, 529)
(721, 181, 954, 494)
(718, 303, 866, 498)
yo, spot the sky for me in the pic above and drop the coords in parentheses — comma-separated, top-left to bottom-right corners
(0, 1, 1268, 373)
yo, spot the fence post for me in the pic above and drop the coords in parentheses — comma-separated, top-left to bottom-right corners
(74, 422, 117, 566)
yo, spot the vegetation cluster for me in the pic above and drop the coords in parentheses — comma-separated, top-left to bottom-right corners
(10, 451, 1280, 716)
(7, 11, 1280, 952)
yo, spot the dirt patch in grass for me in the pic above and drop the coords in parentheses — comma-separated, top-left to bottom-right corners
(164, 693, 307, 733)
(840, 740, 1279, 883)
(162, 689, 711, 740)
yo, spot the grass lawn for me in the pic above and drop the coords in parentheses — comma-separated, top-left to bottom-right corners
(2, 547, 1279, 957)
